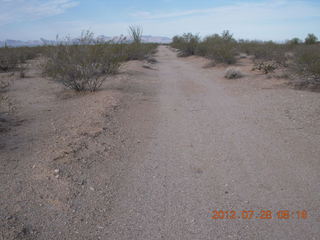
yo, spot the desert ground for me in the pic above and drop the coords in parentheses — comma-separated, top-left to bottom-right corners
(1, 46, 319, 239)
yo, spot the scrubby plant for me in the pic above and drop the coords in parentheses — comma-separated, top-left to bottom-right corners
(43, 31, 122, 92)
(125, 42, 158, 60)
(125, 26, 158, 60)
(238, 40, 289, 67)
(196, 31, 237, 64)
(171, 33, 200, 57)
(0, 46, 42, 72)
(293, 45, 320, 83)
(252, 61, 278, 74)
(287, 38, 301, 45)
(305, 33, 318, 45)
(43, 30, 158, 91)
(0, 47, 19, 72)
(172, 31, 236, 64)
(224, 67, 243, 79)
(171, 30, 320, 89)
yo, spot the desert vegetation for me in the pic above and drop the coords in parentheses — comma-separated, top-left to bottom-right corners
(171, 32, 320, 89)
(0, 26, 157, 92)
(171, 33, 200, 57)
(0, 46, 42, 72)
(43, 27, 157, 91)
(43, 31, 123, 92)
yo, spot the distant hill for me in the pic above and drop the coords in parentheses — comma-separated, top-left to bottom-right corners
(0, 35, 172, 47)
(0, 39, 44, 47)
(141, 35, 172, 44)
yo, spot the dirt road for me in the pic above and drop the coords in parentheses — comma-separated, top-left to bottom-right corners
(1, 46, 319, 239)
(100, 46, 320, 239)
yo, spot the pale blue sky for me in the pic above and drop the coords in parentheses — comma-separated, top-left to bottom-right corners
(0, 0, 319, 41)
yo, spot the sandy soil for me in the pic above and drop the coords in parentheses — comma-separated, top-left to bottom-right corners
(1, 46, 319, 239)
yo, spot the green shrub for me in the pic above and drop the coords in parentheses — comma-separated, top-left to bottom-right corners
(43, 31, 122, 92)
(172, 31, 236, 64)
(171, 31, 237, 64)
(0, 47, 19, 72)
(171, 33, 200, 57)
(121, 26, 158, 60)
(238, 40, 289, 67)
(196, 31, 237, 64)
(305, 33, 318, 45)
(0, 46, 42, 72)
(293, 45, 320, 79)
(287, 38, 301, 45)
(43, 30, 158, 91)
(125, 43, 158, 60)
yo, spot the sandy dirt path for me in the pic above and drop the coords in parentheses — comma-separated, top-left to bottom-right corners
(1, 46, 319, 240)
(104, 46, 320, 239)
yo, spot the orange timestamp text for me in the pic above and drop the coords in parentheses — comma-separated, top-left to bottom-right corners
(210, 210, 308, 220)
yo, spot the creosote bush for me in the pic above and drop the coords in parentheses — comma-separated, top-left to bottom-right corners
(197, 31, 237, 64)
(0, 48, 19, 72)
(171, 31, 319, 89)
(125, 42, 158, 61)
(238, 40, 289, 67)
(171, 33, 200, 57)
(172, 31, 237, 64)
(43, 30, 158, 92)
(292, 45, 320, 88)
(0, 46, 42, 72)
(44, 32, 122, 92)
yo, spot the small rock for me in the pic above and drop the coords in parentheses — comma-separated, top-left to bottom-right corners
(143, 64, 153, 69)
(54, 169, 60, 174)
(90, 187, 95, 191)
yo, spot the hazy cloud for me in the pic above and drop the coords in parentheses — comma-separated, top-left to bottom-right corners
(0, 0, 78, 25)
(131, 0, 320, 20)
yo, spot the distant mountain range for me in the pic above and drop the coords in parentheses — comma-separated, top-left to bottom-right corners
(0, 35, 172, 47)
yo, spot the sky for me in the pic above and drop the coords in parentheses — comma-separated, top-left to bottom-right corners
(0, 0, 319, 41)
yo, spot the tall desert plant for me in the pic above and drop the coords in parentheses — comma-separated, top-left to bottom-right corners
(128, 25, 143, 44)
